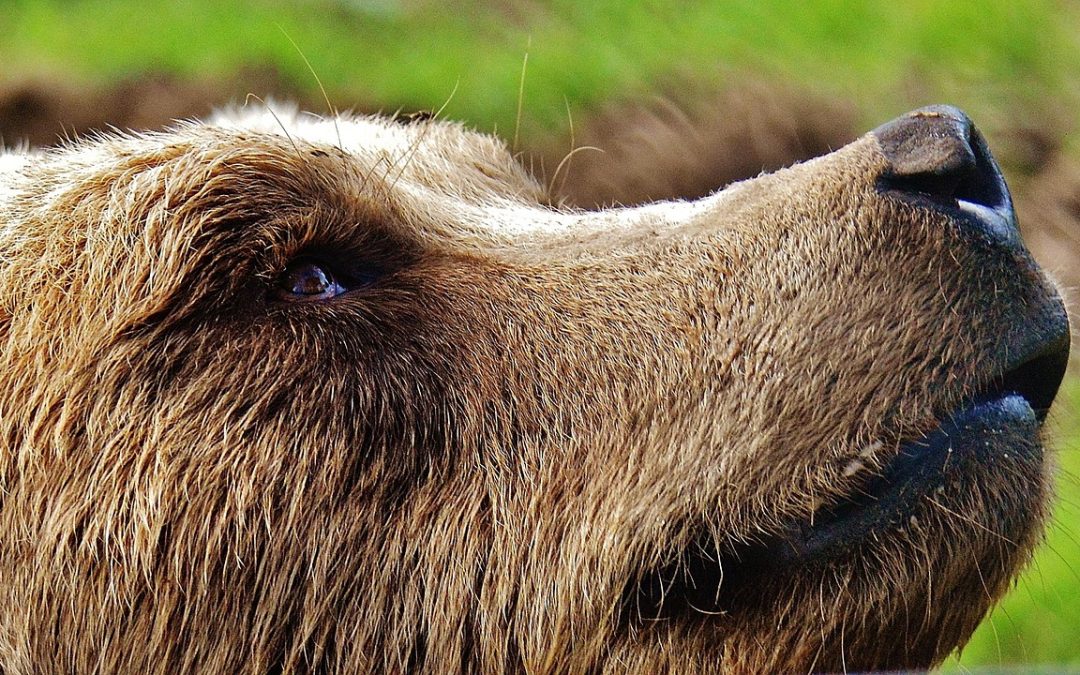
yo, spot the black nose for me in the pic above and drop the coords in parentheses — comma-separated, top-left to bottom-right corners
(873, 105, 1019, 249)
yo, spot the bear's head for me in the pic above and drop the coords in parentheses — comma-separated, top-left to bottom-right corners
(0, 105, 1069, 672)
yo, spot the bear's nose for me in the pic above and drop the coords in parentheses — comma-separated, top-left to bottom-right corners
(873, 105, 1019, 249)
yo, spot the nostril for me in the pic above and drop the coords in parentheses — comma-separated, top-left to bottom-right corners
(883, 164, 966, 209)
(953, 126, 1008, 211)
(874, 105, 1017, 244)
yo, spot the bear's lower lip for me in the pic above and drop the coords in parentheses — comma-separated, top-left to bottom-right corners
(772, 393, 1040, 563)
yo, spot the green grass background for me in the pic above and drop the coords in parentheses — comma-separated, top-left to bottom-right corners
(5, 0, 1080, 140)
(2, 0, 1078, 668)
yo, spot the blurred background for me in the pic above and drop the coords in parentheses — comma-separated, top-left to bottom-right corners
(2, 0, 1078, 668)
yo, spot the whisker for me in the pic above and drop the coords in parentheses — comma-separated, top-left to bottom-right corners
(278, 24, 344, 155)
(513, 37, 531, 154)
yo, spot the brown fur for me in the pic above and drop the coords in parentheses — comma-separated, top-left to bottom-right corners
(0, 106, 1065, 672)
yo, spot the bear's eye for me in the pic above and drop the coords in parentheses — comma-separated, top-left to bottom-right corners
(276, 259, 347, 301)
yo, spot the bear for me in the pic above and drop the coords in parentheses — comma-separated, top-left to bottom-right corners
(0, 104, 1070, 673)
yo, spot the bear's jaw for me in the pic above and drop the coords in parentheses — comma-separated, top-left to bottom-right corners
(621, 306, 1068, 665)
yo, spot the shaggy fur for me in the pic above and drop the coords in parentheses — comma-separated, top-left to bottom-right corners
(0, 106, 1067, 673)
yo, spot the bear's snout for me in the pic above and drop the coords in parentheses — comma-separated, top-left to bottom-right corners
(872, 105, 1069, 416)
(875, 104, 1020, 250)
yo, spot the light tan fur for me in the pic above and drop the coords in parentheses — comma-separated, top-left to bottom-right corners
(0, 106, 1064, 672)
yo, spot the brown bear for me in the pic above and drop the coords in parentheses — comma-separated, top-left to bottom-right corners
(0, 104, 1070, 673)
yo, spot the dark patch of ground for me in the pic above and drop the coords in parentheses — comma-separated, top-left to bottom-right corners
(0, 69, 321, 147)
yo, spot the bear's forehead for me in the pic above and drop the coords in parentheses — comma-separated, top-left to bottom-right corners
(210, 105, 437, 158)
(0, 104, 542, 212)
(207, 105, 542, 202)
(0, 106, 738, 250)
